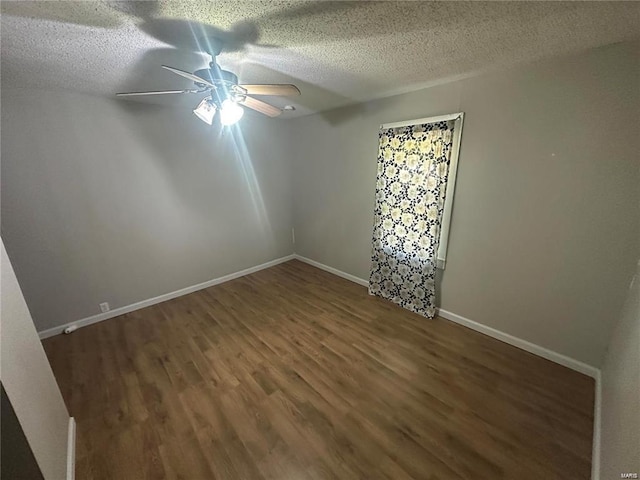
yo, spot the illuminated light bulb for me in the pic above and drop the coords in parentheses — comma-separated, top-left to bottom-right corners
(220, 99, 244, 126)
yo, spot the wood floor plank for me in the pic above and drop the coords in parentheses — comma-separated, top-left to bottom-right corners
(43, 259, 594, 479)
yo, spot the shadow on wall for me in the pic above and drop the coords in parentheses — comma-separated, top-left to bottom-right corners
(317, 100, 383, 126)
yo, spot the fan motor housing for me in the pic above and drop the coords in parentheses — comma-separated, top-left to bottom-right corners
(193, 67, 238, 87)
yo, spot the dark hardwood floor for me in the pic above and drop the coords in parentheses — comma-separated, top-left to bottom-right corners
(43, 260, 595, 480)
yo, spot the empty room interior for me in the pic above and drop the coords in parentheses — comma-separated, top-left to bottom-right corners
(1, 1, 639, 479)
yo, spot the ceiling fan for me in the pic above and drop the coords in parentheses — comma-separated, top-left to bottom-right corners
(116, 38, 300, 126)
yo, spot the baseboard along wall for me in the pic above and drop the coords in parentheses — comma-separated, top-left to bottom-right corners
(67, 417, 76, 480)
(38, 255, 296, 339)
(40, 252, 600, 378)
(591, 371, 602, 480)
(293, 254, 600, 378)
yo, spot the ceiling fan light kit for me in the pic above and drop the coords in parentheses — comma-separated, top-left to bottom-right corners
(192, 97, 217, 125)
(116, 36, 301, 127)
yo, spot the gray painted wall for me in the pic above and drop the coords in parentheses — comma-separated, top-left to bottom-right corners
(1, 89, 294, 332)
(290, 41, 640, 367)
(599, 259, 640, 478)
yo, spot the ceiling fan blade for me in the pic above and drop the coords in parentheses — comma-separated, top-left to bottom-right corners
(161, 65, 215, 88)
(238, 84, 300, 97)
(116, 89, 198, 96)
(239, 96, 282, 117)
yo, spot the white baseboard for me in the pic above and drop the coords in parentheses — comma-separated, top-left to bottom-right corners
(67, 417, 76, 480)
(38, 255, 295, 339)
(293, 255, 369, 287)
(591, 370, 602, 480)
(436, 308, 599, 379)
(293, 254, 600, 379)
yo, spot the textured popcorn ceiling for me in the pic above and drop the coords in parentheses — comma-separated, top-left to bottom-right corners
(2, 1, 639, 117)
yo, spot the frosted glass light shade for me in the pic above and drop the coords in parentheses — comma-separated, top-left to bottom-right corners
(193, 97, 216, 125)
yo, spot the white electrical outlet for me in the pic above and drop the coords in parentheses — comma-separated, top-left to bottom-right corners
(99, 302, 110, 313)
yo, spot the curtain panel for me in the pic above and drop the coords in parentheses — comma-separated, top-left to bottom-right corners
(368, 121, 455, 318)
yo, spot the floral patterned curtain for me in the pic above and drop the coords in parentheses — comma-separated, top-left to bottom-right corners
(369, 121, 455, 318)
